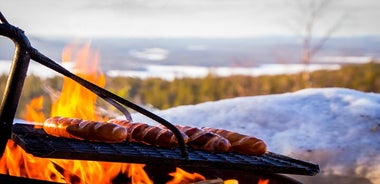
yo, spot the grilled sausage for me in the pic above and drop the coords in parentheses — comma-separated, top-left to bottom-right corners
(174, 125, 231, 152)
(108, 119, 189, 148)
(202, 127, 267, 155)
(43, 116, 128, 143)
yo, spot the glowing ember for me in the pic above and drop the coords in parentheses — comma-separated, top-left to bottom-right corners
(224, 179, 239, 184)
(258, 178, 269, 184)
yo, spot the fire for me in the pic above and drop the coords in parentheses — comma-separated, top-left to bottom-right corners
(167, 167, 205, 184)
(0, 42, 219, 184)
(0, 43, 152, 184)
(0, 139, 153, 183)
(51, 43, 106, 120)
(23, 95, 45, 123)
(258, 178, 270, 184)
(224, 179, 239, 184)
(8, 39, 272, 183)
(0, 140, 65, 182)
(46, 43, 152, 183)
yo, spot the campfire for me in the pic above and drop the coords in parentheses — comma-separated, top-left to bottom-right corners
(0, 42, 211, 184)
(0, 12, 318, 184)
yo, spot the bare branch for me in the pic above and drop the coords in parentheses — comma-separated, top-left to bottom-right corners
(284, 0, 346, 87)
(310, 13, 347, 58)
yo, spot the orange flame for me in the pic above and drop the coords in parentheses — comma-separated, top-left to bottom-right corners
(51, 43, 106, 120)
(23, 95, 46, 123)
(258, 178, 270, 184)
(0, 140, 65, 182)
(224, 179, 239, 184)
(2, 42, 232, 184)
(0, 141, 153, 184)
(167, 167, 206, 184)
(0, 43, 153, 184)
(48, 43, 152, 184)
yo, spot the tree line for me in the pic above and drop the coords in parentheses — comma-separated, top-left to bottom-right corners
(1, 62, 380, 119)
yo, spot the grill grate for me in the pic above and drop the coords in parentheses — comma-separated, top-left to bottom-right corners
(11, 124, 319, 176)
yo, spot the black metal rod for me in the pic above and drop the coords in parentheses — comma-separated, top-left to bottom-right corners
(102, 97, 132, 121)
(0, 12, 9, 24)
(0, 21, 31, 155)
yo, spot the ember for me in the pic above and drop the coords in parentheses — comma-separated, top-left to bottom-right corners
(258, 178, 269, 184)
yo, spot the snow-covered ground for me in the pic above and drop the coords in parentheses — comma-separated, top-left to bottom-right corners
(131, 88, 380, 184)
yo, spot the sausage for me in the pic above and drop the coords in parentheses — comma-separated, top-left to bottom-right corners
(175, 125, 231, 152)
(43, 116, 128, 143)
(108, 119, 189, 147)
(202, 127, 267, 155)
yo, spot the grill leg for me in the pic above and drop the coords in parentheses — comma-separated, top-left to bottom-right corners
(0, 14, 32, 155)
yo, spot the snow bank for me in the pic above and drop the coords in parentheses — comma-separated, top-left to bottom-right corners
(132, 88, 380, 183)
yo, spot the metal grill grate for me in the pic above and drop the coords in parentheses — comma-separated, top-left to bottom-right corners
(11, 124, 319, 176)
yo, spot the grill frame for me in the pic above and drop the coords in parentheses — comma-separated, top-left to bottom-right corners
(12, 124, 319, 176)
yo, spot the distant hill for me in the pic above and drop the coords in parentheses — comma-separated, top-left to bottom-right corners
(1, 36, 379, 72)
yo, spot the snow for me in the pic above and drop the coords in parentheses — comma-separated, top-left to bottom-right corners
(0, 60, 71, 78)
(129, 48, 169, 61)
(107, 64, 340, 80)
(1, 59, 340, 80)
(131, 88, 380, 183)
(315, 56, 375, 64)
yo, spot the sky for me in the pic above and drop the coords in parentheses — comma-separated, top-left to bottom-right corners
(1, 0, 380, 38)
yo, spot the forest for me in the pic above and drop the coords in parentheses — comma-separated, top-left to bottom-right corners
(1, 62, 380, 119)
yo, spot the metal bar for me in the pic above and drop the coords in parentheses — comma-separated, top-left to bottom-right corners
(102, 97, 133, 121)
(0, 15, 31, 155)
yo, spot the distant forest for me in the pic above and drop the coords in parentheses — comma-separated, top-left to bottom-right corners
(1, 62, 380, 119)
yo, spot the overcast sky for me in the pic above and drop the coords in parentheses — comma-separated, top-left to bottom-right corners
(0, 0, 379, 38)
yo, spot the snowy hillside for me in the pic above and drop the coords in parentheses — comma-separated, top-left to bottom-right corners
(132, 88, 380, 184)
